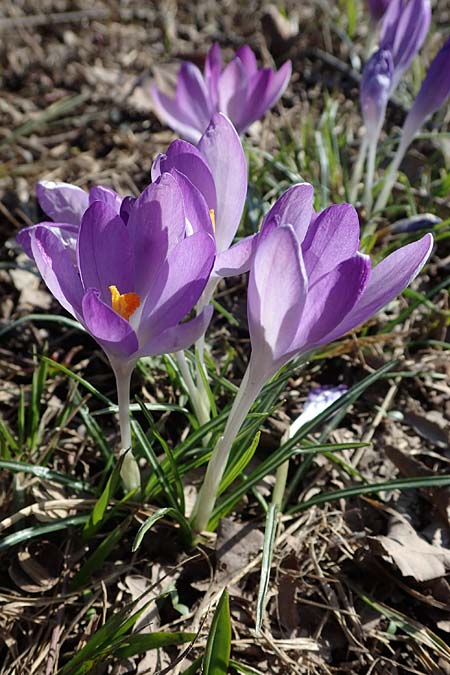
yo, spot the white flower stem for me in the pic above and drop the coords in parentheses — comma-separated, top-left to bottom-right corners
(364, 137, 378, 214)
(349, 135, 369, 203)
(175, 350, 210, 426)
(191, 359, 264, 533)
(112, 361, 141, 492)
(374, 133, 412, 213)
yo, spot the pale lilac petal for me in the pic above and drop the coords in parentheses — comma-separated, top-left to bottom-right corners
(29, 226, 84, 317)
(205, 42, 222, 108)
(89, 186, 123, 213)
(198, 113, 247, 251)
(81, 289, 138, 358)
(138, 306, 214, 357)
(141, 231, 215, 338)
(152, 139, 217, 213)
(151, 85, 203, 144)
(236, 45, 258, 75)
(170, 170, 215, 238)
(218, 58, 248, 119)
(128, 173, 186, 297)
(248, 225, 307, 361)
(175, 62, 213, 130)
(214, 234, 257, 276)
(326, 233, 433, 340)
(302, 204, 361, 285)
(17, 222, 78, 259)
(260, 183, 314, 243)
(290, 385, 348, 434)
(293, 253, 371, 349)
(77, 202, 133, 303)
(262, 60, 292, 110)
(36, 181, 88, 226)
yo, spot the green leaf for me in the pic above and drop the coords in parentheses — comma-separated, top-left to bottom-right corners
(83, 458, 123, 540)
(133, 507, 192, 552)
(219, 432, 260, 496)
(203, 590, 232, 675)
(230, 661, 265, 675)
(0, 515, 88, 552)
(0, 459, 93, 493)
(113, 631, 196, 658)
(255, 504, 278, 634)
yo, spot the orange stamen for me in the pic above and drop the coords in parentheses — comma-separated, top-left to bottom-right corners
(109, 285, 140, 321)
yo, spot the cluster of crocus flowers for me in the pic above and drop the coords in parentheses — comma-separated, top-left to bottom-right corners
(191, 183, 433, 532)
(151, 43, 292, 143)
(18, 173, 216, 491)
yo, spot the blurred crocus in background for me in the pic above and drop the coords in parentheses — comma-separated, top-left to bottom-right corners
(17, 174, 216, 491)
(151, 43, 292, 143)
(367, 0, 391, 23)
(375, 36, 450, 211)
(191, 182, 433, 532)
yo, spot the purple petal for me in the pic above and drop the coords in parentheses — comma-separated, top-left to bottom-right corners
(169, 169, 215, 238)
(248, 225, 308, 362)
(77, 202, 133, 303)
(367, 0, 390, 22)
(218, 58, 248, 122)
(236, 45, 258, 75)
(89, 186, 123, 213)
(81, 289, 138, 358)
(29, 226, 84, 317)
(229, 68, 272, 132)
(152, 139, 217, 213)
(261, 60, 292, 111)
(36, 181, 88, 226)
(302, 204, 361, 285)
(141, 231, 215, 338)
(205, 43, 222, 108)
(119, 196, 136, 224)
(293, 253, 371, 349)
(261, 183, 314, 244)
(326, 233, 433, 340)
(151, 84, 203, 144)
(214, 234, 258, 277)
(198, 113, 247, 252)
(360, 49, 393, 143)
(138, 306, 214, 357)
(17, 221, 78, 259)
(127, 173, 186, 297)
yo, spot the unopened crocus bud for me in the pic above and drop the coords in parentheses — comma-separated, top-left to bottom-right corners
(402, 37, 450, 146)
(380, 0, 431, 90)
(360, 49, 394, 143)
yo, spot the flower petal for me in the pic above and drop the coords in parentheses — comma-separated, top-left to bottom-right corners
(218, 58, 248, 120)
(248, 225, 308, 362)
(152, 139, 217, 213)
(17, 222, 78, 259)
(205, 42, 222, 108)
(81, 289, 138, 358)
(29, 226, 84, 317)
(77, 202, 133, 303)
(36, 181, 88, 226)
(89, 186, 123, 213)
(326, 233, 433, 340)
(294, 253, 371, 349)
(151, 84, 203, 144)
(236, 45, 258, 75)
(170, 169, 215, 237)
(141, 230, 215, 339)
(138, 306, 214, 357)
(127, 173, 186, 297)
(214, 234, 257, 277)
(302, 204, 361, 285)
(261, 183, 314, 243)
(198, 113, 247, 252)
(262, 60, 292, 110)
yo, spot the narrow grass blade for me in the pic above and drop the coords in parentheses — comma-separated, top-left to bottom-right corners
(132, 507, 191, 552)
(0, 515, 88, 551)
(219, 432, 260, 496)
(255, 504, 278, 635)
(203, 589, 232, 675)
(83, 458, 124, 540)
(113, 632, 196, 659)
(0, 313, 85, 338)
(0, 460, 93, 492)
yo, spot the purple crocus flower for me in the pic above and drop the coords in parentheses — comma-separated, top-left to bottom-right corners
(380, 0, 431, 90)
(17, 174, 215, 490)
(151, 43, 292, 144)
(192, 183, 433, 531)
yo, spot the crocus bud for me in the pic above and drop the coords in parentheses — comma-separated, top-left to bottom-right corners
(360, 48, 394, 143)
(380, 0, 431, 90)
(402, 36, 450, 146)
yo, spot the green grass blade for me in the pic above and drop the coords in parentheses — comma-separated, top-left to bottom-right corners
(132, 507, 191, 552)
(203, 589, 232, 675)
(113, 632, 196, 659)
(0, 459, 93, 492)
(255, 504, 278, 635)
(0, 515, 88, 551)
